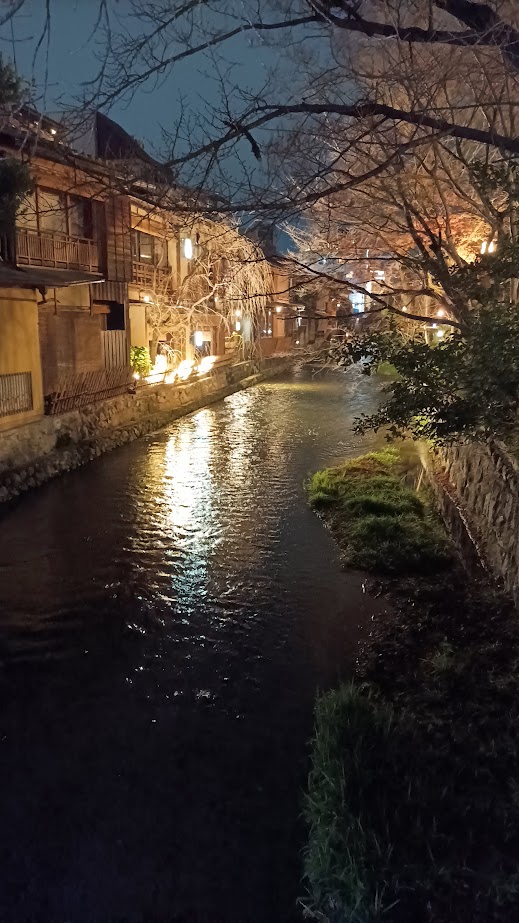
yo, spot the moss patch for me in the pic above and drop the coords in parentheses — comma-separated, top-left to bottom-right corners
(308, 448, 453, 575)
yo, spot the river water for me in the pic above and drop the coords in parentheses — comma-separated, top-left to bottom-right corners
(0, 366, 383, 923)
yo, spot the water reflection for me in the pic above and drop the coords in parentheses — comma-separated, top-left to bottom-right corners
(161, 409, 215, 536)
(0, 367, 385, 923)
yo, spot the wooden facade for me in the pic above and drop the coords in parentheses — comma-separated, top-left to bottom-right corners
(101, 330, 129, 369)
(38, 308, 105, 395)
(102, 195, 133, 282)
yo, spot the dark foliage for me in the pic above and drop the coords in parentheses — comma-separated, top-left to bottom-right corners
(331, 304, 519, 443)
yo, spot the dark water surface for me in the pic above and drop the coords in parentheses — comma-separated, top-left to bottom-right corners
(0, 367, 384, 923)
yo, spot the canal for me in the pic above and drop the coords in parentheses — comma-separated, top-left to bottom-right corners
(0, 366, 383, 922)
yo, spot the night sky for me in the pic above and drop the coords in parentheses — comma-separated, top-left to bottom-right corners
(0, 0, 279, 157)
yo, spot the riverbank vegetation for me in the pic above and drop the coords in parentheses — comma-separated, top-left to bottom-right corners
(304, 449, 519, 923)
(332, 302, 519, 446)
(308, 448, 452, 575)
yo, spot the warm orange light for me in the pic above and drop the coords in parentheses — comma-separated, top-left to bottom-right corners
(177, 359, 195, 380)
(198, 355, 216, 375)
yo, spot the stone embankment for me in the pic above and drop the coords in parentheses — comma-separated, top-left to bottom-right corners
(0, 356, 291, 504)
(428, 439, 519, 607)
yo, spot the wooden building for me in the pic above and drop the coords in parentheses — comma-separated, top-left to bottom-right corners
(0, 109, 277, 431)
(0, 108, 134, 420)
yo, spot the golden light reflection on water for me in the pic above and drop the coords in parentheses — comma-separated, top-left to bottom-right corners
(224, 389, 259, 488)
(0, 366, 385, 654)
(161, 409, 215, 545)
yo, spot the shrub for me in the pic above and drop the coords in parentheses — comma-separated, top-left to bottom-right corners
(330, 303, 519, 444)
(130, 345, 152, 377)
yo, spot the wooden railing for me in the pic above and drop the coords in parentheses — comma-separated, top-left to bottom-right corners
(16, 228, 99, 272)
(45, 368, 133, 414)
(132, 260, 174, 293)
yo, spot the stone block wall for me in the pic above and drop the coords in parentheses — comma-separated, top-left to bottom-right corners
(433, 440, 519, 606)
(0, 356, 290, 504)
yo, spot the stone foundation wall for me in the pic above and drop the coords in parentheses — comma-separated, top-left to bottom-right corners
(430, 440, 519, 606)
(0, 357, 291, 504)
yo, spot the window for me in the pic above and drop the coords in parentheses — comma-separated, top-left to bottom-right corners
(17, 190, 38, 229)
(154, 237, 167, 266)
(68, 196, 89, 239)
(106, 301, 125, 331)
(132, 230, 169, 267)
(349, 291, 365, 314)
(38, 189, 67, 234)
(17, 188, 92, 239)
(136, 231, 153, 261)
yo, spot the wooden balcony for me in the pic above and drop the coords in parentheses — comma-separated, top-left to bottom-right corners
(16, 228, 99, 273)
(132, 260, 175, 294)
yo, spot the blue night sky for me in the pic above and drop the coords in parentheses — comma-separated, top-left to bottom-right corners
(0, 0, 280, 157)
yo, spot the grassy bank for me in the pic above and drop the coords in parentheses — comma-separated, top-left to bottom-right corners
(308, 448, 452, 575)
(304, 449, 519, 922)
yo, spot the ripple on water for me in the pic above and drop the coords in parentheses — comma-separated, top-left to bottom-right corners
(0, 366, 387, 923)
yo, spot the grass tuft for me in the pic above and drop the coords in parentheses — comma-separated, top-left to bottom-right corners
(305, 678, 519, 922)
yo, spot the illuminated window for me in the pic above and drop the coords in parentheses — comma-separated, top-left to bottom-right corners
(132, 230, 169, 267)
(349, 291, 365, 314)
(183, 237, 193, 260)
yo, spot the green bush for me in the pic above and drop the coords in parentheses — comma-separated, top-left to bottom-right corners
(130, 345, 152, 377)
(330, 303, 519, 444)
